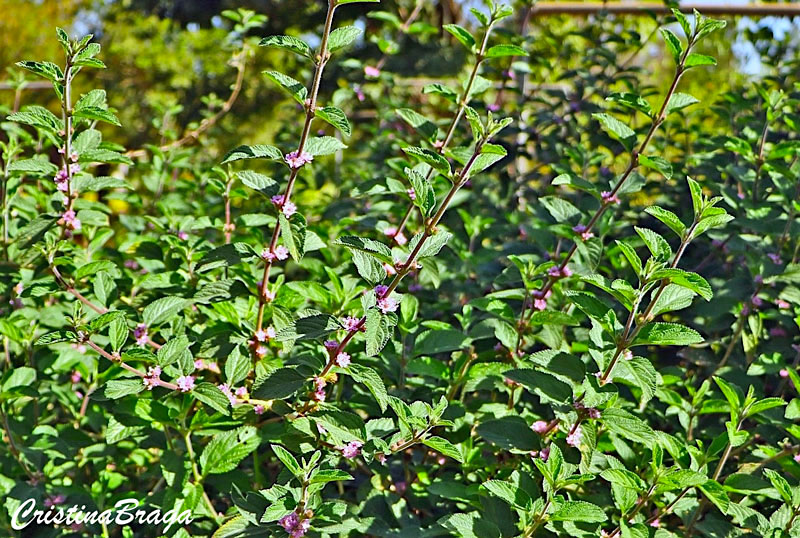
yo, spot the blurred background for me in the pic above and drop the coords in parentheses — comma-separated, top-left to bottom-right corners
(2, 0, 799, 160)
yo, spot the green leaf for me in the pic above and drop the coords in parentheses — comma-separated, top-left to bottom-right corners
(476, 416, 537, 451)
(15, 60, 62, 82)
(142, 296, 189, 327)
(193, 383, 232, 415)
(305, 136, 347, 156)
(685, 53, 717, 68)
(252, 368, 306, 400)
(225, 347, 250, 386)
(592, 113, 636, 150)
(606, 92, 653, 117)
(221, 144, 283, 164)
(8, 158, 58, 176)
(88, 311, 126, 333)
(644, 206, 685, 238)
(364, 309, 396, 356)
(638, 155, 672, 179)
(713, 376, 742, 414)
(335, 236, 393, 263)
(276, 314, 341, 341)
(443, 24, 476, 51)
(403, 146, 451, 176)
(347, 364, 389, 412)
(236, 171, 278, 196)
(407, 168, 436, 216)
(651, 268, 713, 301)
(745, 397, 786, 418)
(698, 479, 730, 514)
(485, 44, 525, 58)
(634, 226, 672, 261)
(36, 330, 78, 345)
(482, 480, 531, 509)
(666, 92, 699, 115)
(504, 368, 572, 403)
(614, 356, 658, 404)
(411, 230, 452, 258)
(602, 408, 656, 445)
(279, 213, 306, 262)
(104, 379, 144, 399)
(396, 108, 437, 142)
(73, 105, 121, 126)
(259, 35, 313, 58)
(763, 469, 793, 505)
(315, 106, 351, 136)
(200, 426, 260, 476)
(687, 177, 703, 218)
(422, 436, 463, 463)
(633, 322, 703, 347)
(328, 26, 362, 53)
(660, 28, 683, 63)
(414, 329, 467, 356)
(271, 445, 302, 477)
(550, 501, 607, 523)
(309, 469, 354, 484)
(7, 106, 63, 133)
(264, 71, 307, 105)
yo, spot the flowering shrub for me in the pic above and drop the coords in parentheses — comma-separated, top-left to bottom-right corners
(1, 1, 800, 537)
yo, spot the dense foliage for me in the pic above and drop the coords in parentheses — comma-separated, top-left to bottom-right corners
(1, 1, 800, 537)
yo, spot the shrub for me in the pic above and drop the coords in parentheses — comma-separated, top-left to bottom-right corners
(1, 1, 799, 537)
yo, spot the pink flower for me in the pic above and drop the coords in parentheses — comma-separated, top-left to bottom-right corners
(531, 420, 549, 434)
(44, 494, 66, 508)
(768, 253, 782, 264)
(601, 190, 620, 205)
(364, 65, 381, 78)
(61, 209, 81, 231)
(572, 223, 594, 240)
(271, 195, 285, 206)
(547, 265, 572, 279)
(70, 371, 82, 384)
(254, 404, 265, 415)
(279, 512, 300, 533)
(282, 202, 297, 218)
(538, 447, 550, 461)
(218, 383, 236, 406)
(254, 345, 268, 358)
(177, 231, 189, 240)
(384, 226, 408, 245)
(777, 299, 791, 309)
(285, 150, 313, 169)
(324, 339, 339, 350)
(207, 362, 221, 374)
(794, 453, 800, 463)
(343, 316, 363, 332)
(377, 296, 398, 314)
(340, 440, 363, 459)
(650, 518, 660, 528)
(780, 369, 790, 378)
(375, 285, 389, 298)
(176, 375, 195, 392)
(235, 387, 248, 398)
(566, 425, 583, 447)
(134, 324, 148, 346)
(254, 329, 269, 342)
(335, 352, 351, 368)
(752, 296, 764, 308)
(194, 359, 205, 370)
(407, 188, 416, 201)
(383, 263, 397, 276)
(622, 349, 633, 361)
(275, 246, 289, 261)
(264, 288, 276, 302)
(376, 452, 387, 464)
(143, 366, 162, 390)
(588, 408, 601, 419)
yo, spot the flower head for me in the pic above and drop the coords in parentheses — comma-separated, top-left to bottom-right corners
(407, 188, 416, 201)
(324, 339, 339, 350)
(375, 285, 389, 298)
(364, 65, 381, 78)
(176, 375, 195, 392)
(143, 366, 162, 390)
(134, 324, 148, 346)
(282, 201, 297, 218)
(340, 440, 363, 459)
(572, 223, 594, 240)
(285, 150, 313, 169)
(218, 383, 236, 406)
(601, 190, 621, 205)
(531, 420, 549, 434)
(275, 246, 289, 261)
(566, 425, 583, 448)
(335, 352, 351, 368)
(768, 253, 782, 264)
(343, 316, 363, 332)
(254, 404, 265, 415)
(377, 296, 399, 314)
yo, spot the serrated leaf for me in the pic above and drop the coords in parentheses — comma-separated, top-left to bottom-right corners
(485, 44, 525, 58)
(200, 426, 259, 475)
(315, 106, 351, 136)
(221, 144, 283, 164)
(305, 136, 346, 156)
(633, 322, 703, 347)
(259, 35, 313, 58)
(423, 436, 463, 463)
(264, 71, 307, 105)
(550, 500, 607, 522)
(347, 364, 388, 412)
(666, 92, 699, 115)
(328, 26, 362, 53)
(142, 297, 188, 327)
(443, 24, 476, 51)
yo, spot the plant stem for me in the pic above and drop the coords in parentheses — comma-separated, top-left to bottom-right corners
(321, 141, 486, 379)
(84, 339, 179, 390)
(393, 20, 495, 242)
(255, 0, 338, 334)
(184, 430, 221, 522)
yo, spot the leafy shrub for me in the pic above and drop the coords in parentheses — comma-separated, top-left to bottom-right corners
(1, 1, 800, 537)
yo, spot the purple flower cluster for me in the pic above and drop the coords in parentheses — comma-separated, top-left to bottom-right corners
(278, 511, 311, 537)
